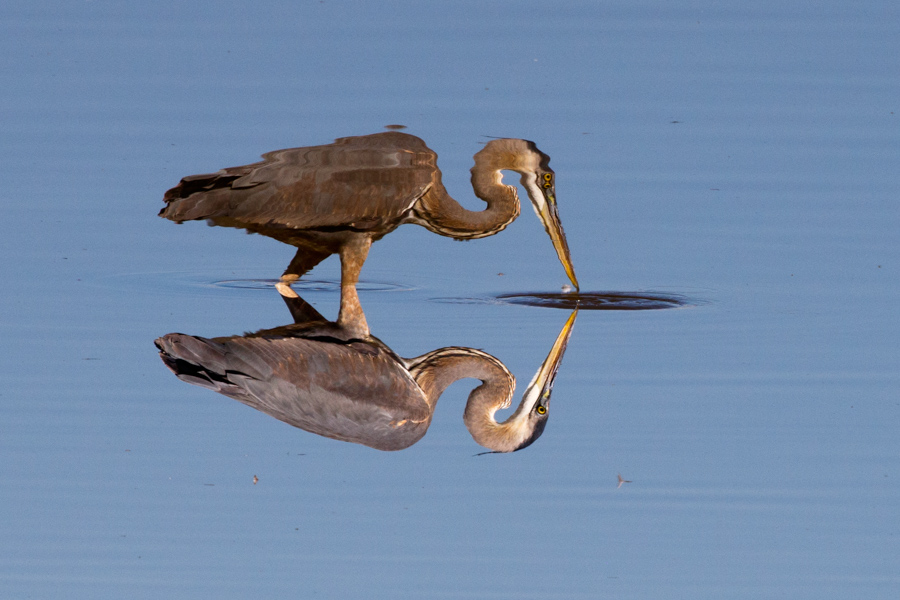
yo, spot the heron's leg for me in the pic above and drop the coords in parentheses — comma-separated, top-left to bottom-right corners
(337, 235, 371, 337)
(277, 246, 331, 298)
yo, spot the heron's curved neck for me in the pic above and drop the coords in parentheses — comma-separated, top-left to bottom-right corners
(410, 348, 512, 407)
(408, 348, 529, 452)
(412, 168, 520, 240)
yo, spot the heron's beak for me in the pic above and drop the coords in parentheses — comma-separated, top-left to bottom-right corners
(521, 309, 578, 411)
(535, 192, 580, 291)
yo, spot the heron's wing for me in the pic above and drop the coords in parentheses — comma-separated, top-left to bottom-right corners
(159, 132, 437, 232)
(155, 330, 432, 451)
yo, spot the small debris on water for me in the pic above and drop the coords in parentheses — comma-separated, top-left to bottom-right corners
(561, 284, 574, 293)
(253, 475, 259, 485)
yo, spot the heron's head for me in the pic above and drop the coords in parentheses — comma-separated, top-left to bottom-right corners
(523, 151, 579, 291)
(483, 139, 579, 290)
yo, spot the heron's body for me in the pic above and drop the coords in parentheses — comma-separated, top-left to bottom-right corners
(161, 132, 436, 250)
(160, 132, 578, 336)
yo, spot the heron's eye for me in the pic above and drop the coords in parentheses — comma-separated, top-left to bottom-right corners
(536, 404, 547, 415)
(543, 173, 553, 182)
(542, 182, 552, 189)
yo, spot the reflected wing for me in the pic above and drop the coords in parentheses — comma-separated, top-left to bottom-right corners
(159, 132, 437, 232)
(155, 330, 432, 451)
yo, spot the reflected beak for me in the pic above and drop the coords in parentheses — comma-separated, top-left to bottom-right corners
(522, 309, 578, 410)
(536, 193, 580, 291)
(489, 309, 578, 452)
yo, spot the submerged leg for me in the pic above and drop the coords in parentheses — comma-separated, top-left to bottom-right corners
(337, 234, 372, 337)
(277, 246, 332, 298)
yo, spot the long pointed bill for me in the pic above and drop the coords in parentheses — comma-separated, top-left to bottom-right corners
(519, 309, 578, 412)
(535, 195, 580, 291)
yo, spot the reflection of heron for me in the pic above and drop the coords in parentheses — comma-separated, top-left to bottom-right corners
(155, 294, 577, 452)
(160, 132, 578, 336)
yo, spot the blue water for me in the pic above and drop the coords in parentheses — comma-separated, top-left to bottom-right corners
(1, 1, 898, 598)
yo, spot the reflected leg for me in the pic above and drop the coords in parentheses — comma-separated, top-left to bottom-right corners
(280, 293, 327, 325)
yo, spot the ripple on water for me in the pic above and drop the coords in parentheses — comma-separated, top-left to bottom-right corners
(212, 278, 413, 293)
(433, 291, 695, 310)
(91, 270, 414, 297)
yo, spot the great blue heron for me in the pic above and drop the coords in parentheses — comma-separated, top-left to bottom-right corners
(159, 132, 578, 336)
(155, 294, 577, 452)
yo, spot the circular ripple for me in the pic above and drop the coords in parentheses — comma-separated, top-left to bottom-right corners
(433, 291, 693, 310)
(497, 291, 690, 310)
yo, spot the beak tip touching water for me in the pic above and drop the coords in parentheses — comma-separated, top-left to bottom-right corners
(550, 222, 579, 292)
(534, 193, 579, 293)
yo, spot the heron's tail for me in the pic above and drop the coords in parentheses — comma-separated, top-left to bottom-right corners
(159, 168, 254, 222)
(154, 333, 264, 400)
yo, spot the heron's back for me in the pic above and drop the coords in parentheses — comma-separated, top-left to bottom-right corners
(159, 132, 438, 235)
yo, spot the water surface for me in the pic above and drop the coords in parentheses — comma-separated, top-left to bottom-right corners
(439, 290, 694, 310)
(1, 1, 898, 599)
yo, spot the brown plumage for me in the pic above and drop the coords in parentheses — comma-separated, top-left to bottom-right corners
(161, 132, 435, 235)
